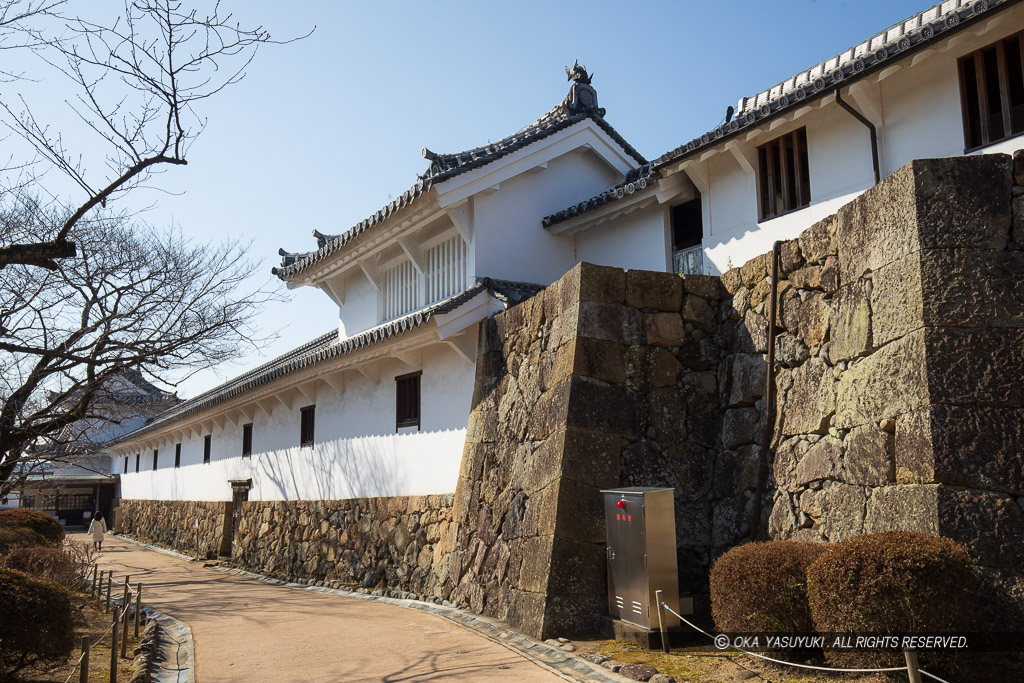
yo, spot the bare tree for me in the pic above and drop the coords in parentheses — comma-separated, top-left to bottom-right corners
(0, 0, 301, 268)
(0, 1, 305, 492)
(0, 202, 273, 494)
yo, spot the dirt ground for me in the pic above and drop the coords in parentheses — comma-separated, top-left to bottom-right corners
(84, 533, 564, 683)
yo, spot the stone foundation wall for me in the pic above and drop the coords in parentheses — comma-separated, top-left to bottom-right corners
(723, 153, 1024, 627)
(233, 495, 453, 592)
(118, 499, 232, 558)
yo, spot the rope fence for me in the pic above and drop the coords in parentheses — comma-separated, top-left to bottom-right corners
(659, 601, 952, 683)
(62, 565, 144, 683)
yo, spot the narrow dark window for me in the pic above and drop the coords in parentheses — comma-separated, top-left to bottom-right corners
(960, 32, 1024, 151)
(396, 372, 422, 431)
(124, 457, 128, 474)
(670, 197, 704, 275)
(300, 406, 315, 447)
(135, 454, 140, 473)
(175, 443, 181, 469)
(757, 128, 810, 221)
(242, 423, 253, 457)
(152, 449, 158, 471)
(203, 435, 212, 464)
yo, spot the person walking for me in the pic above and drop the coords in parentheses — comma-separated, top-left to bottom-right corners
(88, 511, 106, 551)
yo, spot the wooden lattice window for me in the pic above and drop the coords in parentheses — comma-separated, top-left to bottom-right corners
(757, 128, 810, 221)
(300, 406, 316, 447)
(959, 32, 1024, 151)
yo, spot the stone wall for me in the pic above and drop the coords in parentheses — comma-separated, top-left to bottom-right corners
(118, 499, 232, 558)
(441, 262, 738, 638)
(232, 495, 453, 592)
(721, 153, 1024, 626)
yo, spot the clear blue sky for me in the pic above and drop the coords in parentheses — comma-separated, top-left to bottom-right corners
(11, 0, 930, 397)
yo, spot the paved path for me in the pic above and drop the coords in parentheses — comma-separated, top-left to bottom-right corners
(82, 533, 567, 683)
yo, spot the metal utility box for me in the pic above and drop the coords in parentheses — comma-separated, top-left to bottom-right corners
(601, 487, 683, 630)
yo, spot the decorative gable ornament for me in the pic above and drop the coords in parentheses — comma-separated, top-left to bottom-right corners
(564, 60, 604, 117)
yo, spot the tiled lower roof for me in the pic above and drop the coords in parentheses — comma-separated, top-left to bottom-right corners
(653, 0, 1015, 171)
(542, 163, 659, 229)
(115, 278, 543, 442)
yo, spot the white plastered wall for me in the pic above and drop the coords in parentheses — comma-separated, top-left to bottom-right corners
(574, 202, 672, 273)
(118, 341, 475, 502)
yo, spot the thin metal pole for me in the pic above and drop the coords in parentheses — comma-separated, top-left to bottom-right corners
(655, 589, 669, 654)
(134, 584, 142, 638)
(749, 241, 781, 543)
(904, 650, 923, 683)
(79, 635, 89, 683)
(109, 606, 119, 683)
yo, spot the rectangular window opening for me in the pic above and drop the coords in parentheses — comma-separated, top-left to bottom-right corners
(300, 406, 316, 447)
(960, 31, 1024, 150)
(757, 128, 810, 222)
(203, 435, 211, 465)
(242, 423, 253, 457)
(134, 454, 140, 473)
(152, 449, 158, 471)
(174, 443, 181, 469)
(396, 372, 422, 431)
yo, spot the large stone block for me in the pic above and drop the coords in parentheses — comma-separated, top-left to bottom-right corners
(564, 376, 640, 438)
(559, 261, 626, 307)
(924, 327, 1024, 407)
(798, 213, 837, 264)
(625, 269, 682, 311)
(844, 423, 891, 487)
(558, 425, 624, 490)
(830, 281, 872, 362)
(718, 353, 767, 408)
(836, 330, 928, 429)
(780, 358, 833, 436)
(935, 487, 1024, 569)
(837, 156, 1011, 284)
(682, 274, 727, 300)
(644, 312, 685, 347)
(817, 482, 867, 542)
(918, 250, 1024, 330)
(863, 484, 939, 535)
(870, 254, 922, 347)
(721, 407, 762, 449)
(562, 300, 643, 346)
(901, 405, 1024, 496)
(793, 436, 842, 487)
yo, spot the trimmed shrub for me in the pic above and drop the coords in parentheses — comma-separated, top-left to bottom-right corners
(3, 542, 88, 591)
(807, 530, 975, 667)
(0, 567, 75, 679)
(0, 527, 48, 555)
(0, 509, 64, 545)
(710, 540, 826, 634)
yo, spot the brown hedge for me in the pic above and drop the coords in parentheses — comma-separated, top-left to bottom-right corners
(0, 509, 64, 545)
(710, 540, 827, 634)
(0, 567, 75, 679)
(3, 543, 88, 591)
(0, 527, 48, 555)
(807, 530, 975, 667)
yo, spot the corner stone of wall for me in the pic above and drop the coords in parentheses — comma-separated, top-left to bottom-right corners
(118, 499, 232, 559)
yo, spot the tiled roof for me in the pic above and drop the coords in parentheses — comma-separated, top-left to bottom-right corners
(653, 0, 1013, 171)
(273, 74, 646, 281)
(542, 163, 659, 229)
(114, 278, 543, 442)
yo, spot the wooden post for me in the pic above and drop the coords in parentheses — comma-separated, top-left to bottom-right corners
(120, 579, 131, 658)
(904, 649, 923, 683)
(109, 606, 119, 683)
(79, 635, 89, 683)
(91, 566, 97, 596)
(105, 573, 112, 612)
(134, 584, 142, 638)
